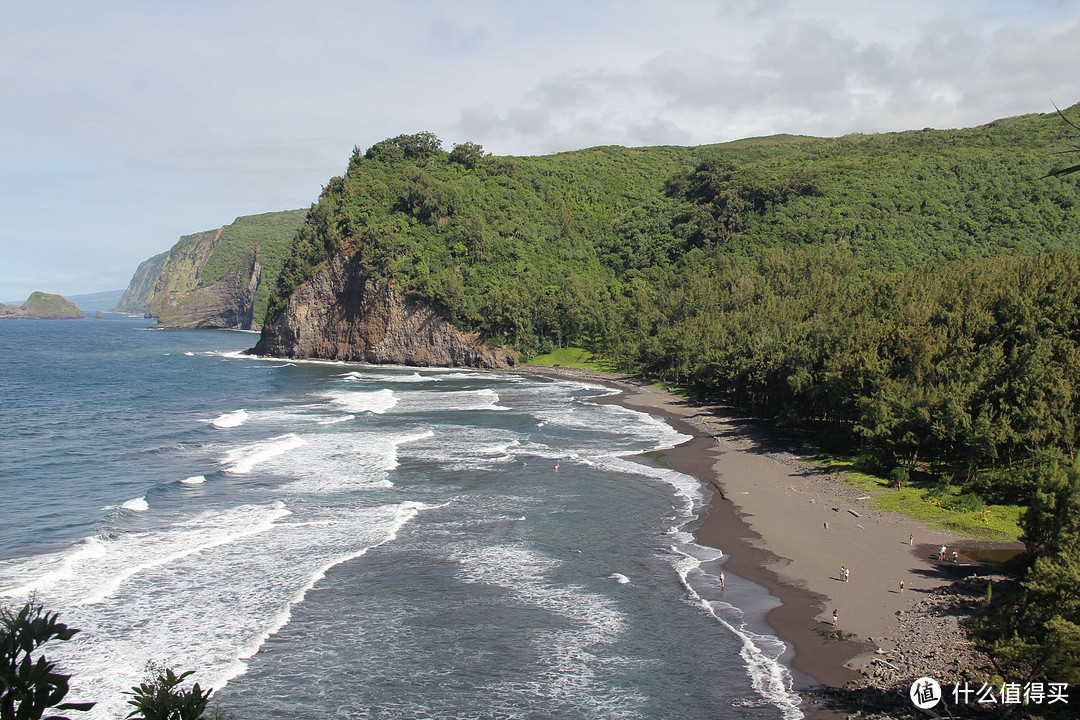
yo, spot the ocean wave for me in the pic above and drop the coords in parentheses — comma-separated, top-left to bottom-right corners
(338, 370, 436, 384)
(222, 434, 306, 474)
(181, 475, 206, 485)
(211, 409, 249, 428)
(210, 500, 443, 691)
(392, 388, 509, 413)
(121, 496, 148, 512)
(322, 388, 398, 414)
(674, 549, 803, 719)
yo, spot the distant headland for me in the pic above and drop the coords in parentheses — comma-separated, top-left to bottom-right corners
(0, 291, 85, 319)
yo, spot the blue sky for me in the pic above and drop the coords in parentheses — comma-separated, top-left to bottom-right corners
(2, 0, 1079, 300)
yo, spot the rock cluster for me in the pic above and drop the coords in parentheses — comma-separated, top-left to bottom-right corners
(812, 577, 999, 718)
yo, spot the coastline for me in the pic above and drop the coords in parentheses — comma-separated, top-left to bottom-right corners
(521, 365, 1013, 718)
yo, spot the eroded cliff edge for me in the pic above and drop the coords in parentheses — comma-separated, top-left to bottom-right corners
(251, 250, 517, 369)
(157, 256, 261, 329)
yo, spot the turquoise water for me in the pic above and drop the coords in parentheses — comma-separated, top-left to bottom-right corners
(0, 317, 800, 719)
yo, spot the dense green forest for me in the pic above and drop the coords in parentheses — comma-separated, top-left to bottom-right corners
(265, 107, 1080, 502)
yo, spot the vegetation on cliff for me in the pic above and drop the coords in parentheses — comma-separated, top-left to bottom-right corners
(133, 210, 306, 327)
(260, 108, 1080, 535)
(115, 251, 170, 313)
(0, 291, 84, 319)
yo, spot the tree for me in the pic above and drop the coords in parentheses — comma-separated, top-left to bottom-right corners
(365, 132, 443, 162)
(1045, 103, 1080, 178)
(448, 142, 486, 169)
(975, 463, 1080, 687)
(0, 602, 94, 720)
(126, 665, 212, 720)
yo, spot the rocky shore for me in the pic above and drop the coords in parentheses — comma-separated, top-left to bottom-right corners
(811, 576, 1000, 718)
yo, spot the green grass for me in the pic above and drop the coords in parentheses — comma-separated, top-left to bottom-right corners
(809, 455, 1023, 541)
(649, 381, 693, 400)
(526, 347, 608, 370)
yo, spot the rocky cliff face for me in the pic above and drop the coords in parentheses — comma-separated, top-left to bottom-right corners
(157, 256, 261, 330)
(253, 251, 517, 369)
(115, 251, 170, 313)
(144, 228, 222, 318)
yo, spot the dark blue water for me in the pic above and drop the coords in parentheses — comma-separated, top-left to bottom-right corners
(0, 317, 801, 719)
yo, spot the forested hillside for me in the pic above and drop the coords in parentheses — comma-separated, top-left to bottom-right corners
(264, 106, 1080, 498)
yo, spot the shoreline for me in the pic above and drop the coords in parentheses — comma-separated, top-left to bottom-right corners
(521, 365, 1015, 718)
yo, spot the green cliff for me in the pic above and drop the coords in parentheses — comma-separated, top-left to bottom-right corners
(263, 108, 1080, 352)
(255, 108, 1080, 504)
(123, 209, 306, 329)
(115, 251, 169, 313)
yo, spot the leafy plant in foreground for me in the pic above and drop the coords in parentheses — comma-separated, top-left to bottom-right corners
(0, 602, 94, 720)
(126, 664, 211, 720)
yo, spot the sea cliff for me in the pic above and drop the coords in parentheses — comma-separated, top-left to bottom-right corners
(252, 249, 517, 368)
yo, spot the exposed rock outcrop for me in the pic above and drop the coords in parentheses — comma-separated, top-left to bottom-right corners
(252, 250, 517, 369)
(157, 256, 261, 329)
(0, 292, 84, 319)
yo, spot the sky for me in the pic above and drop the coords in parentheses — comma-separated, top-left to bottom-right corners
(3, 0, 1080, 301)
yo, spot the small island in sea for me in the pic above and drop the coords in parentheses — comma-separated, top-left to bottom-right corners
(0, 291, 84, 319)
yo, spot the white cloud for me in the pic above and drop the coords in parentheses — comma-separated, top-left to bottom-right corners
(1, 0, 1079, 298)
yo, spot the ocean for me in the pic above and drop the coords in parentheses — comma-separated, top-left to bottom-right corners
(0, 316, 802, 719)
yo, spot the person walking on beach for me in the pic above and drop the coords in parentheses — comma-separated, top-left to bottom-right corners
(840, 565, 847, 582)
(720, 571, 726, 590)
(899, 579, 905, 594)
(938, 545, 947, 561)
(909, 533, 914, 546)
(832, 609, 838, 625)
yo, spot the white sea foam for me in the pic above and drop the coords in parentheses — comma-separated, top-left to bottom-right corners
(1, 499, 437, 719)
(2, 537, 106, 598)
(608, 572, 630, 584)
(79, 502, 293, 605)
(209, 500, 440, 690)
(322, 388, 398, 414)
(393, 388, 509, 413)
(674, 548, 802, 719)
(211, 409, 249, 428)
(454, 543, 637, 705)
(247, 428, 435, 494)
(338, 370, 435, 383)
(222, 434, 306, 474)
(181, 475, 206, 485)
(121, 496, 148, 512)
(316, 414, 355, 425)
(184, 351, 194, 356)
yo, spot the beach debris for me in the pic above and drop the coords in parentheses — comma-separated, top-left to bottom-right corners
(856, 495, 871, 500)
(848, 509, 861, 517)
